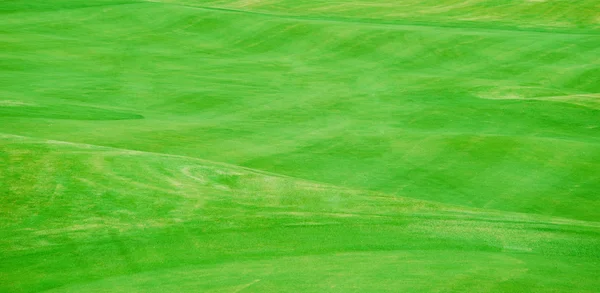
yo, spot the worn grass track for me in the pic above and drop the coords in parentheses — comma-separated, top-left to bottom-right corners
(1, 0, 599, 292)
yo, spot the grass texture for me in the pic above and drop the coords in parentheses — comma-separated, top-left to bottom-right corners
(1, 0, 599, 292)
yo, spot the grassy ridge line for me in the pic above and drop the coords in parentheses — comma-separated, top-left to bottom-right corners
(4, 132, 598, 260)
(2, 133, 598, 231)
(2, 134, 599, 292)
(144, 0, 600, 36)
(0, 132, 327, 182)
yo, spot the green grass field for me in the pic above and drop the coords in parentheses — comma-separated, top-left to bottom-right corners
(1, 0, 599, 292)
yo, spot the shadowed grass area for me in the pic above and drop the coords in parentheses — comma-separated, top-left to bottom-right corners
(0, 103, 143, 120)
(1, 0, 599, 292)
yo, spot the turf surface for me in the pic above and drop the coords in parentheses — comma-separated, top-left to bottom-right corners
(1, 0, 599, 292)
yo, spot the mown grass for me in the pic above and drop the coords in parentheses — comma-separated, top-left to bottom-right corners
(1, 0, 599, 292)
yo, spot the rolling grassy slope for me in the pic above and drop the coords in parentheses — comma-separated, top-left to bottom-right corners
(1, 0, 599, 292)
(2, 134, 599, 292)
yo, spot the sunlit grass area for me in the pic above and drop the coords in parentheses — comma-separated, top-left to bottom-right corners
(1, 0, 599, 292)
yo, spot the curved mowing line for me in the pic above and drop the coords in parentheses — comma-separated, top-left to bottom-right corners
(144, 0, 600, 36)
(2, 132, 599, 228)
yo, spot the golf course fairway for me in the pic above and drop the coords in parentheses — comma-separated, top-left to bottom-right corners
(1, 0, 599, 292)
